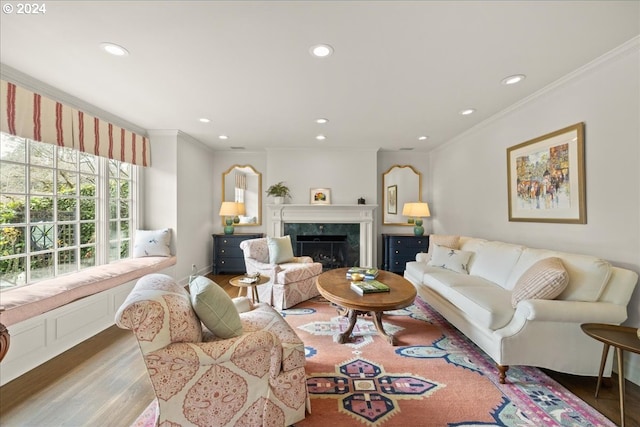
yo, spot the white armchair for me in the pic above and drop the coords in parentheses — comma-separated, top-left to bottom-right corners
(240, 237, 323, 310)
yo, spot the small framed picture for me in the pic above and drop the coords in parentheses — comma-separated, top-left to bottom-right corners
(310, 188, 331, 205)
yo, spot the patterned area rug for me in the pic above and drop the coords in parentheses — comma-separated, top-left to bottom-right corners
(131, 296, 614, 427)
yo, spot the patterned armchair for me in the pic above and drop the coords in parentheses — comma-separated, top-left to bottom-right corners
(240, 237, 323, 310)
(115, 273, 309, 427)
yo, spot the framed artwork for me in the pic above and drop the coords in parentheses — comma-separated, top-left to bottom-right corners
(507, 122, 586, 223)
(310, 188, 331, 205)
(387, 185, 397, 214)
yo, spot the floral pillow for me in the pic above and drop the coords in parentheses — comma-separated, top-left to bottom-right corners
(428, 235, 460, 253)
(133, 228, 171, 257)
(427, 244, 473, 274)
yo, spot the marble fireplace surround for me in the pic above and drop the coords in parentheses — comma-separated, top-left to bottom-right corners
(267, 204, 377, 268)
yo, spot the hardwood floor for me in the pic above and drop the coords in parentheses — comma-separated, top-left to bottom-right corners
(1, 274, 638, 426)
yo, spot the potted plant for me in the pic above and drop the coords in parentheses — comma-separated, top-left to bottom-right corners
(266, 181, 291, 204)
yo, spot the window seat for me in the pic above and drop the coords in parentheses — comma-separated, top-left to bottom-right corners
(0, 256, 176, 386)
(1, 256, 177, 327)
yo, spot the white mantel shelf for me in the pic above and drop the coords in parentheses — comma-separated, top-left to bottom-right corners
(267, 204, 378, 267)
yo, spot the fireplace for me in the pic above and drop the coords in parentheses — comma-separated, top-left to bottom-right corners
(268, 204, 377, 267)
(295, 235, 349, 270)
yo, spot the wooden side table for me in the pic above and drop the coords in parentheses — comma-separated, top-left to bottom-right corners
(581, 323, 640, 427)
(229, 275, 269, 303)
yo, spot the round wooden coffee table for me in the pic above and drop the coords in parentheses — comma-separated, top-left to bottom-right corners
(316, 268, 417, 345)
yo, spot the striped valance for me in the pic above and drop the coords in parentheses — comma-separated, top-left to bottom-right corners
(1, 80, 150, 167)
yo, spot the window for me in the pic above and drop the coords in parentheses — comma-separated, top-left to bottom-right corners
(0, 132, 137, 289)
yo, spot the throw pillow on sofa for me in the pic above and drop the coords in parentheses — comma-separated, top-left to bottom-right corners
(189, 276, 243, 338)
(511, 257, 569, 308)
(428, 235, 460, 253)
(427, 244, 473, 274)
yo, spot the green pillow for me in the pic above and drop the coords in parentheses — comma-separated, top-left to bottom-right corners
(189, 276, 243, 338)
(267, 235, 295, 264)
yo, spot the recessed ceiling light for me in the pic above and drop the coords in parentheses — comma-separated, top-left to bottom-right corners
(459, 108, 476, 116)
(310, 44, 334, 58)
(199, 118, 211, 123)
(501, 74, 526, 85)
(99, 42, 129, 57)
(316, 118, 329, 124)
(315, 135, 326, 141)
(218, 135, 229, 140)
(418, 136, 428, 141)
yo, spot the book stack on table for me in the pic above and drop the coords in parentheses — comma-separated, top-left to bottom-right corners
(346, 267, 379, 280)
(350, 279, 390, 295)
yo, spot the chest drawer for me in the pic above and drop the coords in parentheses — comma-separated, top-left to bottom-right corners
(212, 233, 263, 274)
(387, 236, 428, 251)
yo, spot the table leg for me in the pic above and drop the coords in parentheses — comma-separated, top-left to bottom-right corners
(595, 343, 610, 398)
(237, 287, 244, 298)
(372, 311, 395, 345)
(616, 348, 625, 427)
(336, 309, 358, 344)
(251, 285, 260, 303)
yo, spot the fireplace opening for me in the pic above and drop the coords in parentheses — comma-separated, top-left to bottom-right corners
(295, 235, 349, 270)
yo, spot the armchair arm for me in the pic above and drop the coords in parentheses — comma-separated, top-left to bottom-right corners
(292, 256, 313, 263)
(146, 330, 284, 376)
(243, 257, 281, 278)
(515, 299, 627, 324)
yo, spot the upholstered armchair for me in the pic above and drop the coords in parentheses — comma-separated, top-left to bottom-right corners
(115, 273, 309, 427)
(240, 236, 323, 310)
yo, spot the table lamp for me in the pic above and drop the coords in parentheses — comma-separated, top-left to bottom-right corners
(403, 202, 431, 236)
(219, 201, 240, 234)
(402, 202, 416, 224)
(233, 202, 246, 224)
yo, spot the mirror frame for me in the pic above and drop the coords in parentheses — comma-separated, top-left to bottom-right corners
(222, 164, 262, 227)
(382, 164, 422, 225)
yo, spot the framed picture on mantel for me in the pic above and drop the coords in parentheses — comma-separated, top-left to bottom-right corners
(507, 122, 586, 224)
(310, 188, 331, 205)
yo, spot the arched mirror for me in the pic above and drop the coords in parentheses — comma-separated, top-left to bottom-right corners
(382, 165, 422, 225)
(222, 165, 262, 227)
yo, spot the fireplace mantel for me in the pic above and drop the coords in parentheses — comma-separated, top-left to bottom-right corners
(267, 204, 377, 267)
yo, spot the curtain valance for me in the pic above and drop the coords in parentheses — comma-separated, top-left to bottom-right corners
(1, 80, 150, 166)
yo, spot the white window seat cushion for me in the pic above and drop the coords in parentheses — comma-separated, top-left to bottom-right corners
(0, 256, 176, 327)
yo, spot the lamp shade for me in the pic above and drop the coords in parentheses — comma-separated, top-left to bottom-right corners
(219, 201, 240, 216)
(402, 202, 430, 218)
(236, 202, 246, 216)
(411, 202, 431, 218)
(402, 202, 415, 216)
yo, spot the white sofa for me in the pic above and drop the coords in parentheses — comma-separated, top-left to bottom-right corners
(404, 236, 638, 383)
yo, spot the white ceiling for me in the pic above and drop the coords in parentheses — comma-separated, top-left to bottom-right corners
(1, 1, 638, 152)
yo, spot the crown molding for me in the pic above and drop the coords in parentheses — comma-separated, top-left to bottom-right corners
(436, 36, 640, 153)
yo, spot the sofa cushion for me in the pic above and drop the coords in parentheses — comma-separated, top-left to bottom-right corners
(446, 285, 515, 330)
(556, 253, 612, 302)
(428, 234, 460, 252)
(267, 235, 295, 264)
(511, 257, 569, 307)
(428, 244, 473, 274)
(506, 248, 612, 302)
(468, 241, 524, 289)
(189, 276, 243, 338)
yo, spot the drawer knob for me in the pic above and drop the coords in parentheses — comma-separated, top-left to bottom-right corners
(221, 249, 225, 253)
(395, 250, 399, 254)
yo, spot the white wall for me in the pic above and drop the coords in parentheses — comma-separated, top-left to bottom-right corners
(145, 131, 215, 282)
(429, 40, 640, 384)
(265, 147, 379, 206)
